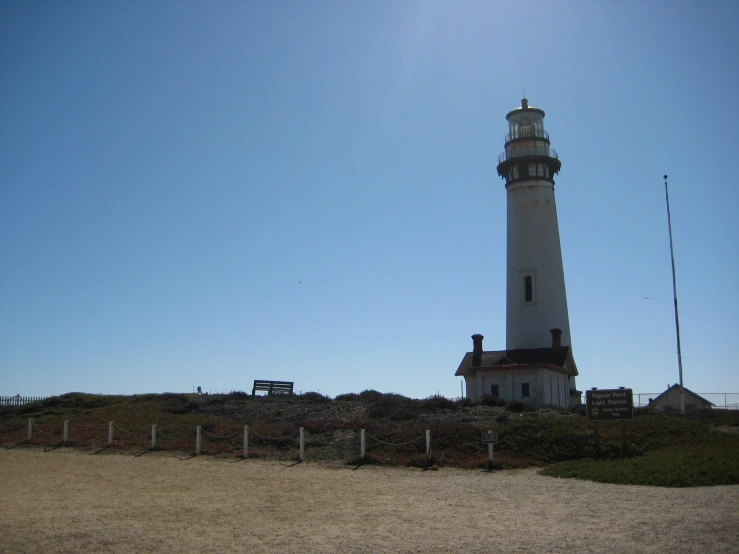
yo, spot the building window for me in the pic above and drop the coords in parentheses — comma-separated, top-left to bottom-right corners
(528, 163, 536, 177)
(521, 383, 530, 397)
(512, 166, 519, 179)
(545, 165, 550, 178)
(537, 163, 544, 177)
(524, 275, 533, 302)
(490, 385, 499, 398)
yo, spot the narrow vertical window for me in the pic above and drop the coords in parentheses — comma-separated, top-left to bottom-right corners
(522, 383, 530, 397)
(490, 385, 499, 398)
(528, 163, 536, 177)
(524, 275, 533, 302)
(512, 166, 519, 179)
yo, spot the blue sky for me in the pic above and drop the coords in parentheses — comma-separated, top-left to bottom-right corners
(1, 1, 738, 401)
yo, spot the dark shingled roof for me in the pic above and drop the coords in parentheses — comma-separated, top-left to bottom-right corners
(455, 346, 577, 377)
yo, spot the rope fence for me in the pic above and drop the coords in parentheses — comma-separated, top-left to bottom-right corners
(4, 418, 432, 464)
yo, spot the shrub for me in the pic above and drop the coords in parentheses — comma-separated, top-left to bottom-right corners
(227, 390, 250, 399)
(389, 408, 417, 421)
(334, 392, 358, 401)
(299, 391, 332, 403)
(368, 405, 391, 419)
(420, 396, 457, 412)
(481, 396, 506, 407)
(506, 401, 532, 413)
(357, 389, 385, 402)
(42, 397, 62, 408)
(172, 400, 202, 414)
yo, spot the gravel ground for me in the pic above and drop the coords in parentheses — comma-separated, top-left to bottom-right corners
(1, 448, 738, 553)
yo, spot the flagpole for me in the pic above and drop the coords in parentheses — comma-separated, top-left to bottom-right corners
(664, 175, 685, 415)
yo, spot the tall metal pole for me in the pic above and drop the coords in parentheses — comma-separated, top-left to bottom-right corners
(663, 175, 685, 415)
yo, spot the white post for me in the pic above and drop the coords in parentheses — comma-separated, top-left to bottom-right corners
(426, 429, 431, 460)
(299, 427, 305, 461)
(63, 420, 69, 444)
(151, 424, 157, 449)
(244, 425, 249, 459)
(360, 429, 366, 458)
(27, 418, 33, 441)
(488, 429, 494, 466)
(108, 421, 114, 446)
(196, 426, 201, 456)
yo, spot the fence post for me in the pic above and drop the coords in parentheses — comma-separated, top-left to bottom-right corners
(151, 424, 157, 449)
(108, 421, 114, 446)
(196, 426, 201, 456)
(487, 429, 494, 471)
(425, 429, 431, 470)
(299, 427, 304, 461)
(63, 420, 69, 444)
(27, 418, 33, 441)
(360, 429, 366, 458)
(621, 420, 628, 456)
(244, 425, 249, 459)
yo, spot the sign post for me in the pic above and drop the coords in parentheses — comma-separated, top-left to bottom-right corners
(482, 432, 498, 472)
(586, 388, 633, 455)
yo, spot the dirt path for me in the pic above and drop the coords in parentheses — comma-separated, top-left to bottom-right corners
(1, 448, 737, 553)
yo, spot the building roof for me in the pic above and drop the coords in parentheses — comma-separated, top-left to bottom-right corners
(455, 346, 577, 377)
(650, 384, 715, 407)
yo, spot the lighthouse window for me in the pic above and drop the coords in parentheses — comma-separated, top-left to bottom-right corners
(537, 164, 545, 177)
(512, 166, 519, 179)
(528, 163, 536, 177)
(545, 165, 550, 178)
(524, 275, 534, 302)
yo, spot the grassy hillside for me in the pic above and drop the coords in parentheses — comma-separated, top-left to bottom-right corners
(2, 391, 738, 487)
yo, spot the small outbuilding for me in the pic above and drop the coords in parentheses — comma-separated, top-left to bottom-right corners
(648, 384, 714, 411)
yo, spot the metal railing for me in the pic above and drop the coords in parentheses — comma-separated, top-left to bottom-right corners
(0, 395, 47, 407)
(498, 146, 559, 164)
(505, 128, 549, 143)
(633, 392, 739, 409)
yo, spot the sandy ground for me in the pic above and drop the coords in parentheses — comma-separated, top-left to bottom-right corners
(1, 448, 738, 554)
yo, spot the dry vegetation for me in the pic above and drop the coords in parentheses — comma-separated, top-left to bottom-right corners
(2, 391, 739, 484)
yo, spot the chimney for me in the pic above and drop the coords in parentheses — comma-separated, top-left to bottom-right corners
(471, 334, 484, 367)
(550, 328, 562, 349)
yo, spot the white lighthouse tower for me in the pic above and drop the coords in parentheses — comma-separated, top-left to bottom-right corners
(496, 99, 572, 351)
(455, 99, 580, 408)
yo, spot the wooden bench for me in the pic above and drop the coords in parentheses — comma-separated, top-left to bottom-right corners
(252, 380, 294, 396)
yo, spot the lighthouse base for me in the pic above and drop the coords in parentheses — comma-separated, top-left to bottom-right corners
(455, 344, 579, 409)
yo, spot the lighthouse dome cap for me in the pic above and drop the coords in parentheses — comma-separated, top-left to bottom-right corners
(506, 98, 546, 120)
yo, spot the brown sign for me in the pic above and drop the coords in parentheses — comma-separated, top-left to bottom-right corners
(586, 388, 633, 421)
(482, 433, 498, 444)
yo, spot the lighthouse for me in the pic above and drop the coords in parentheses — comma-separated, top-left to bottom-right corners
(455, 99, 580, 408)
(497, 98, 571, 351)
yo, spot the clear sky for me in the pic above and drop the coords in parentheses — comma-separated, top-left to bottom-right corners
(2, 1, 738, 401)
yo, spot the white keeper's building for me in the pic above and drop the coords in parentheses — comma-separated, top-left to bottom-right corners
(456, 99, 581, 408)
